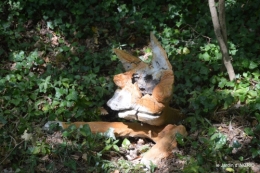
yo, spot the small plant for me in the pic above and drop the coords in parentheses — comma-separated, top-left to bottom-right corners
(1, 0, 260, 172)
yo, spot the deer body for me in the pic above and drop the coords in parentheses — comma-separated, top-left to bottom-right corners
(45, 33, 187, 167)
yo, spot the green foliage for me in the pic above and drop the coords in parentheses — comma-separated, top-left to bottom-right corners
(1, 0, 260, 172)
(102, 138, 120, 153)
(121, 138, 131, 149)
(0, 49, 115, 133)
(177, 127, 232, 172)
(102, 159, 147, 173)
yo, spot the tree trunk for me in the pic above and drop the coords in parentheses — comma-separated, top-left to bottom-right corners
(208, 0, 236, 81)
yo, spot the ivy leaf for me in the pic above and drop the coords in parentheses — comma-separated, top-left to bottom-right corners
(210, 133, 227, 150)
(39, 76, 51, 93)
(244, 127, 254, 136)
(232, 140, 241, 148)
(199, 52, 210, 61)
(200, 66, 209, 75)
(248, 90, 257, 97)
(249, 61, 258, 69)
(207, 127, 217, 136)
(176, 133, 185, 146)
(218, 78, 228, 88)
(241, 59, 249, 68)
(47, 21, 54, 29)
(251, 148, 260, 158)
(10, 98, 22, 106)
(66, 89, 78, 101)
(0, 115, 7, 125)
(79, 124, 92, 137)
(55, 87, 67, 99)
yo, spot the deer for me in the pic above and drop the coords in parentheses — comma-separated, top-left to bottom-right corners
(44, 32, 187, 166)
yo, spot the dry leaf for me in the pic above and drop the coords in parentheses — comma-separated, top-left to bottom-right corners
(94, 36, 98, 44)
(82, 153, 87, 161)
(21, 130, 32, 141)
(51, 35, 59, 46)
(98, 107, 109, 115)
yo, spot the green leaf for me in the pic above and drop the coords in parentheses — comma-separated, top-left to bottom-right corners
(199, 52, 210, 61)
(32, 146, 40, 154)
(47, 21, 54, 29)
(235, 87, 249, 94)
(251, 148, 260, 158)
(183, 47, 190, 54)
(66, 89, 78, 101)
(241, 59, 249, 68)
(103, 145, 112, 151)
(210, 133, 219, 140)
(191, 141, 198, 149)
(225, 81, 235, 87)
(10, 98, 22, 106)
(239, 156, 243, 161)
(215, 134, 227, 150)
(30, 93, 37, 101)
(79, 124, 92, 137)
(0, 115, 7, 124)
(200, 66, 209, 75)
(55, 87, 67, 98)
(255, 113, 260, 121)
(210, 133, 227, 150)
(248, 90, 257, 97)
(226, 167, 234, 172)
(249, 61, 258, 69)
(39, 76, 51, 93)
(207, 127, 217, 136)
(62, 131, 69, 137)
(176, 133, 185, 146)
(232, 140, 241, 148)
(66, 101, 74, 107)
(218, 78, 228, 88)
(42, 104, 50, 112)
(121, 138, 131, 148)
(112, 145, 119, 151)
(244, 127, 254, 136)
(113, 139, 119, 145)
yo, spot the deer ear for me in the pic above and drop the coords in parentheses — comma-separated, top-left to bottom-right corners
(150, 32, 172, 70)
(113, 49, 141, 71)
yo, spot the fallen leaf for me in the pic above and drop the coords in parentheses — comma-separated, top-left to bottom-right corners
(82, 153, 88, 161)
(21, 130, 32, 141)
(98, 107, 109, 115)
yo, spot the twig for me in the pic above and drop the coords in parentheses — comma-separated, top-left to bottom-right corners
(0, 139, 25, 165)
(186, 24, 212, 43)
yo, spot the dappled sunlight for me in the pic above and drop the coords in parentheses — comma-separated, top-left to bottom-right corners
(1, 0, 260, 172)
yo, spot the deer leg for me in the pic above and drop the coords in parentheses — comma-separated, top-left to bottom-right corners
(44, 121, 187, 166)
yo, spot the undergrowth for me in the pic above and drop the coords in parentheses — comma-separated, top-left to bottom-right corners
(0, 0, 260, 172)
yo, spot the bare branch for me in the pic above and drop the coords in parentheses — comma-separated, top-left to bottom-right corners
(208, 0, 235, 81)
(219, 0, 228, 45)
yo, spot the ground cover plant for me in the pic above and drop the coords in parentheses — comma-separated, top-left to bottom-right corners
(0, 0, 260, 172)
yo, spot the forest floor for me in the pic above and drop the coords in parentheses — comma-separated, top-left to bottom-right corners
(1, 21, 260, 173)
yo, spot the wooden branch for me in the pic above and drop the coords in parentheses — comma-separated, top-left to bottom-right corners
(208, 0, 235, 81)
(219, 0, 228, 45)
